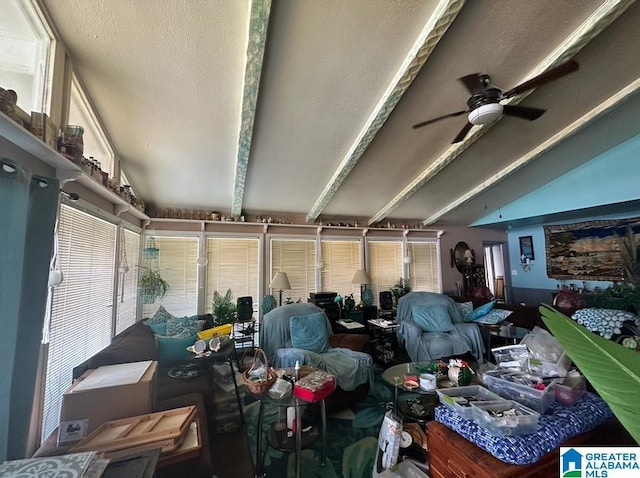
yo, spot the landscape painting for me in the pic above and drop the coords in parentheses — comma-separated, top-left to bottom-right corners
(544, 217, 640, 280)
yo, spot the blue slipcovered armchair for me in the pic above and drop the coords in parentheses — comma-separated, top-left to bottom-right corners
(260, 302, 372, 409)
(396, 292, 485, 363)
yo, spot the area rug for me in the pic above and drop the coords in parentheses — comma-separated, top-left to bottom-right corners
(243, 365, 401, 478)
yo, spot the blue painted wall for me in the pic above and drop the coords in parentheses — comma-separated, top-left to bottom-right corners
(502, 133, 640, 292)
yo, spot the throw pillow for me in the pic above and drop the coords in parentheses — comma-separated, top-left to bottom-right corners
(456, 301, 474, 322)
(571, 308, 640, 339)
(473, 308, 512, 325)
(289, 312, 329, 354)
(144, 320, 167, 336)
(411, 304, 455, 333)
(166, 316, 204, 337)
(155, 333, 198, 366)
(468, 300, 496, 321)
(146, 305, 175, 324)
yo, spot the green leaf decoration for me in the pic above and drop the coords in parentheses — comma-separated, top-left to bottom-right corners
(540, 304, 640, 443)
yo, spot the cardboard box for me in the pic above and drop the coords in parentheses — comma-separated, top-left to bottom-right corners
(30, 112, 58, 149)
(60, 360, 157, 436)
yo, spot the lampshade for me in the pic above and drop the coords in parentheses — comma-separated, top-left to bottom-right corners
(351, 269, 370, 285)
(270, 272, 291, 290)
(464, 249, 474, 263)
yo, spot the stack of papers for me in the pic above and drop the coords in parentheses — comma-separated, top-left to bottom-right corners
(336, 319, 365, 330)
(368, 318, 398, 329)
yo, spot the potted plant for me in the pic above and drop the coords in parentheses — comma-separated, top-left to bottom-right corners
(390, 278, 412, 306)
(138, 266, 170, 304)
(211, 289, 237, 327)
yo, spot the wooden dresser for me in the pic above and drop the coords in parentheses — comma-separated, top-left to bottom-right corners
(427, 419, 634, 478)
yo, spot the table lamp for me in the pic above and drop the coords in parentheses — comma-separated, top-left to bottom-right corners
(351, 269, 370, 308)
(270, 272, 291, 306)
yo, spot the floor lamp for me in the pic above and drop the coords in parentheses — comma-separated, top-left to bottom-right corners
(270, 272, 291, 306)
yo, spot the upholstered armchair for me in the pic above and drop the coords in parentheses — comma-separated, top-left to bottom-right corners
(260, 302, 371, 410)
(396, 292, 485, 363)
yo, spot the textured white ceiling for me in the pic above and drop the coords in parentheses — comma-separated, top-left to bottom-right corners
(41, 0, 640, 226)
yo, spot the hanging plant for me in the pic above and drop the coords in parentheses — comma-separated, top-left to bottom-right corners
(138, 266, 170, 304)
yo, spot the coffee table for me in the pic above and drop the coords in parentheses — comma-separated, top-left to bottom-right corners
(382, 362, 448, 420)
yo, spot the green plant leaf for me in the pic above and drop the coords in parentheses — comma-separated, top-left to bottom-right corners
(540, 304, 640, 443)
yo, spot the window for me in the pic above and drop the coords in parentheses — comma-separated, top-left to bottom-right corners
(115, 228, 140, 334)
(367, 240, 403, 305)
(42, 205, 116, 439)
(68, 74, 115, 176)
(0, 0, 50, 113)
(205, 237, 259, 312)
(142, 236, 198, 318)
(320, 240, 361, 297)
(407, 241, 441, 292)
(270, 238, 316, 303)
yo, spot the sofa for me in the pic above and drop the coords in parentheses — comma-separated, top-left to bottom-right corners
(260, 302, 372, 412)
(71, 317, 215, 478)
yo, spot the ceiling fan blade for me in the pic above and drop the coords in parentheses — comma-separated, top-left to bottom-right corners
(502, 104, 545, 121)
(458, 73, 488, 95)
(502, 59, 579, 99)
(452, 122, 473, 143)
(412, 110, 467, 129)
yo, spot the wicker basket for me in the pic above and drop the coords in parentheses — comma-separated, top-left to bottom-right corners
(242, 348, 277, 395)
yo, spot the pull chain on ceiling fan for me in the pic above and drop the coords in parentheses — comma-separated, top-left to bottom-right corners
(412, 59, 580, 143)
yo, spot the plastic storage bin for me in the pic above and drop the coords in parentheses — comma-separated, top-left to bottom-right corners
(482, 370, 557, 414)
(471, 400, 540, 436)
(436, 385, 506, 419)
(522, 326, 571, 378)
(555, 373, 586, 405)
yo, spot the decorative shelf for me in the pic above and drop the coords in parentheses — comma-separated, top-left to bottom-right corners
(0, 112, 149, 221)
(149, 217, 443, 236)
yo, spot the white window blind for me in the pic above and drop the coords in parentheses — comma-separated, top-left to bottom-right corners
(368, 240, 403, 305)
(205, 237, 259, 312)
(42, 205, 116, 439)
(320, 240, 361, 297)
(271, 239, 316, 303)
(115, 228, 140, 334)
(408, 241, 441, 292)
(142, 236, 198, 318)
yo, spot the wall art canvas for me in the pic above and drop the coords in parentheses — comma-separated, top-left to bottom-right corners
(544, 217, 640, 280)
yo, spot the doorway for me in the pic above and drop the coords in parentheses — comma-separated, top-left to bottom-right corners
(483, 242, 508, 303)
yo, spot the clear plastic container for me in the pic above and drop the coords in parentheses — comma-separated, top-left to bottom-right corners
(482, 370, 557, 414)
(522, 326, 571, 377)
(471, 400, 540, 436)
(436, 385, 506, 419)
(555, 372, 586, 405)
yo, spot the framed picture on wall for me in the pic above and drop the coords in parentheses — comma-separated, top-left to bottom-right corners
(519, 236, 535, 261)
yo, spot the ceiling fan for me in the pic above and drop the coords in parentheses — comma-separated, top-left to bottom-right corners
(412, 59, 579, 143)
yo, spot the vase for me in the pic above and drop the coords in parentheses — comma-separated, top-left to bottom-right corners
(448, 366, 473, 387)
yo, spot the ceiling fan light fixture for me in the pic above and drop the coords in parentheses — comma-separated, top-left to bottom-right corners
(467, 103, 503, 125)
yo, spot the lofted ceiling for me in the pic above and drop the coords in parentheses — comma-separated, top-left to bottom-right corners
(41, 0, 640, 228)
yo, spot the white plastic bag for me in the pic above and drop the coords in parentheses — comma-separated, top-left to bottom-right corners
(375, 410, 402, 473)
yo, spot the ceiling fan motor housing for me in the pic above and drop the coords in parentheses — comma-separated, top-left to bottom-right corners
(467, 87, 503, 125)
